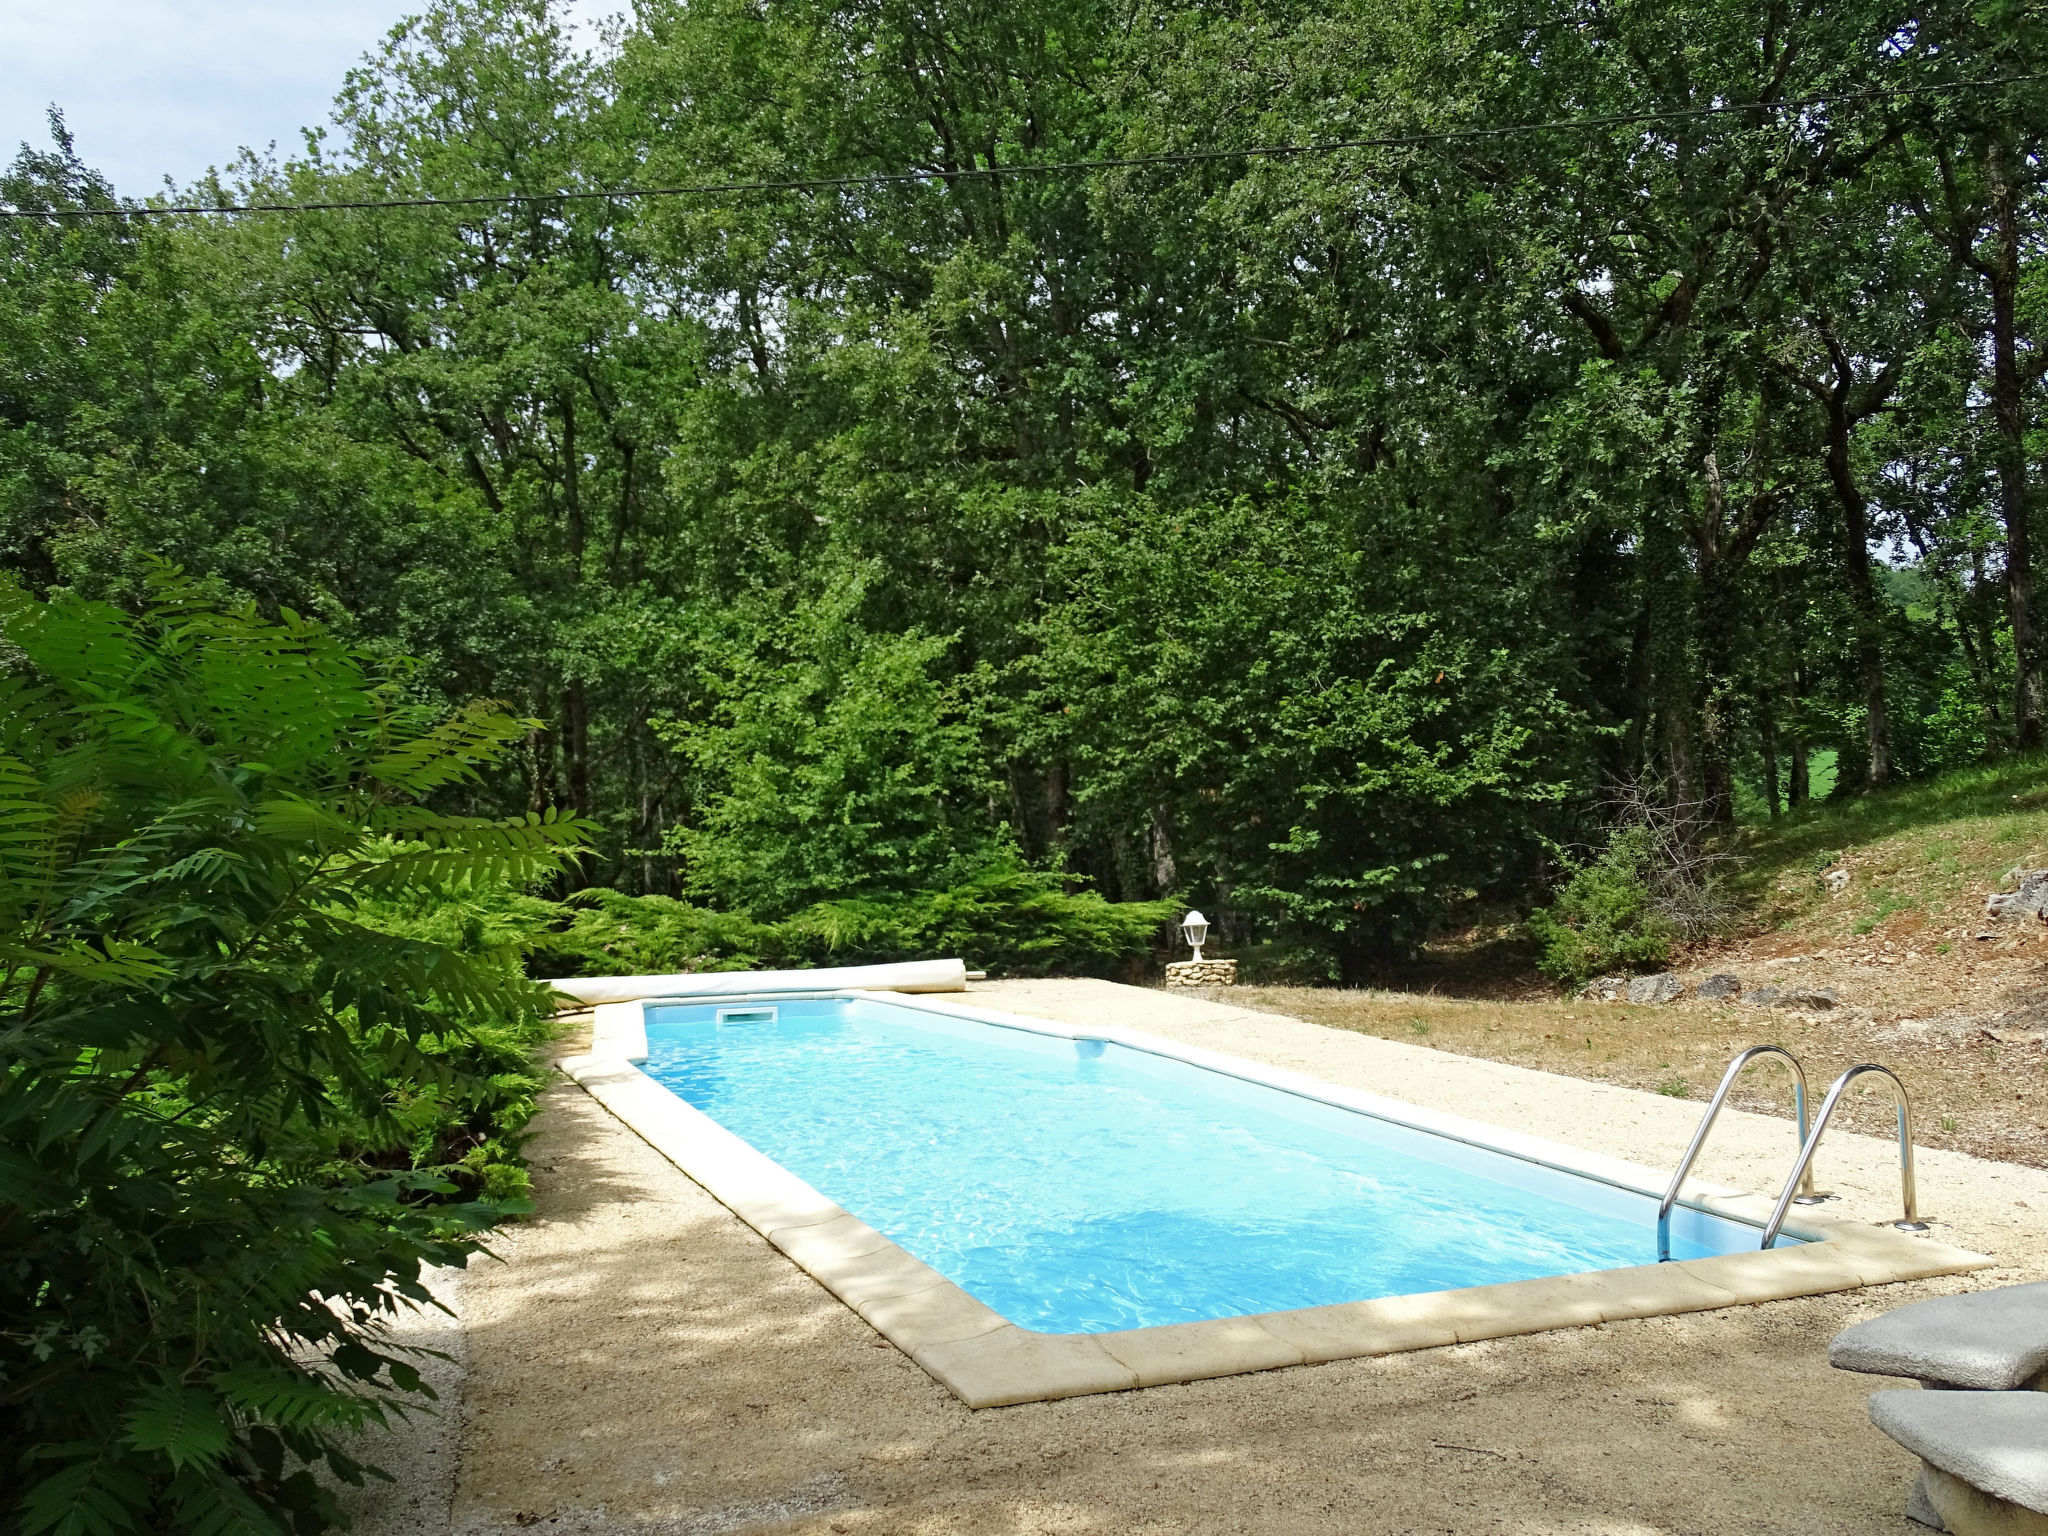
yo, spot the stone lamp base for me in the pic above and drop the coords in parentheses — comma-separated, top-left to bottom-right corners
(1165, 959, 1238, 988)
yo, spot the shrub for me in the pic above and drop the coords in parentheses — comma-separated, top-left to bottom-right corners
(0, 572, 589, 1535)
(1525, 825, 1677, 984)
(773, 861, 1178, 976)
(512, 858, 1177, 980)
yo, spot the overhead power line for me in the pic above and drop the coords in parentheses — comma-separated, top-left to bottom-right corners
(4, 71, 2040, 222)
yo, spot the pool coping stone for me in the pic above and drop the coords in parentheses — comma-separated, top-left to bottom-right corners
(559, 987, 1991, 1410)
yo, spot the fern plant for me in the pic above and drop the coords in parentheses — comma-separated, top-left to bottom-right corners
(0, 570, 590, 1535)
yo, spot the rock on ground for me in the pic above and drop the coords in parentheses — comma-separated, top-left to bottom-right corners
(1985, 868, 2048, 922)
(1778, 986, 1841, 1011)
(1626, 972, 1685, 1005)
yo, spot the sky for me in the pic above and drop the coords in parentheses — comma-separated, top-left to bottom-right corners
(3, 2, 606, 198)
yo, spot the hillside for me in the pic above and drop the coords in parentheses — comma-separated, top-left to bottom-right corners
(1222, 756, 2048, 1171)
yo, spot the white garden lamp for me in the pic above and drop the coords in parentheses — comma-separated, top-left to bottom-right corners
(1179, 910, 1210, 962)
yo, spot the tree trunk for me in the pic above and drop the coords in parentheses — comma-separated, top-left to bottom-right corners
(1822, 409, 1890, 787)
(561, 680, 591, 890)
(1954, 551, 2002, 749)
(1986, 136, 2042, 748)
(1695, 547, 1741, 822)
(1787, 658, 1811, 808)
(1760, 710, 1782, 818)
(1643, 517, 1698, 804)
(1974, 550, 2006, 740)
(1621, 601, 1654, 781)
(1148, 807, 1178, 894)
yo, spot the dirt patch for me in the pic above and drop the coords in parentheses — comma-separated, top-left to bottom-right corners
(1217, 970, 2048, 1170)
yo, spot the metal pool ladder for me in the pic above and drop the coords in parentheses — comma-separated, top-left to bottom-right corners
(1761, 1063, 1930, 1248)
(1657, 1045, 1818, 1262)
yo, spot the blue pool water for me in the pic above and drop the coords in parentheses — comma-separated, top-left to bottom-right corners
(641, 997, 1761, 1334)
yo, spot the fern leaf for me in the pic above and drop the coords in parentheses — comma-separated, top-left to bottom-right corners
(212, 1368, 387, 1433)
(368, 700, 537, 795)
(169, 1470, 290, 1536)
(251, 797, 360, 845)
(16, 1442, 152, 1536)
(122, 1385, 233, 1471)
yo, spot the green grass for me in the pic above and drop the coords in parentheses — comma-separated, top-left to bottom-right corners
(1732, 754, 2048, 935)
(1740, 751, 1841, 819)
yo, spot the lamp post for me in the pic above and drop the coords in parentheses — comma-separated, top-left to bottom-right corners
(1166, 909, 1234, 987)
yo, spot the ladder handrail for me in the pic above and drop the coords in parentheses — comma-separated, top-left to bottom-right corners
(1657, 1045, 1812, 1263)
(1762, 1063, 1927, 1249)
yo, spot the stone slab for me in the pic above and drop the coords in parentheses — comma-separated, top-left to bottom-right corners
(765, 1213, 894, 1279)
(1921, 1463, 2048, 1536)
(1818, 1222, 1995, 1287)
(800, 1236, 951, 1310)
(1252, 1297, 1460, 1363)
(1833, 1281, 2048, 1389)
(1677, 1242, 1869, 1305)
(1404, 1274, 1610, 1343)
(912, 1327, 1138, 1409)
(1570, 1260, 1742, 1320)
(857, 1281, 1010, 1352)
(1870, 1389, 2048, 1516)
(1097, 1315, 1302, 1386)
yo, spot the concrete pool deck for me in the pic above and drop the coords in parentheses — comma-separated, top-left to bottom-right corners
(347, 978, 2048, 1534)
(559, 984, 1985, 1408)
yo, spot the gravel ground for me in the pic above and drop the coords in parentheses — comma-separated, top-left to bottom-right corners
(342, 979, 2048, 1536)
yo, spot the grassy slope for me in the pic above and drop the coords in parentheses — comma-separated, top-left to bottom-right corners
(1732, 753, 2048, 947)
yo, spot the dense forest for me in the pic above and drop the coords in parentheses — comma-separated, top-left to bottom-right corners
(5, 0, 2046, 980)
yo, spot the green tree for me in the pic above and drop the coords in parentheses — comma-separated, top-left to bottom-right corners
(6, 0, 2045, 978)
(1031, 493, 1581, 977)
(659, 574, 1009, 914)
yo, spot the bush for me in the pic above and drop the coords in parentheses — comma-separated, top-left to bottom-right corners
(486, 859, 1178, 980)
(348, 888, 576, 1205)
(1524, 825, 1677, 984)
(769, 861, 1178, 977)
(0, 572, 589, 1535)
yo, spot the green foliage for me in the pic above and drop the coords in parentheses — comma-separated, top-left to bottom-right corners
(0, 570, 590, 1534)
(5, 0, 2048, 977)
(1525, 827, 1678, 985)
(659, 577, 1009, 915)
(1732, 753, 2048, 905)
(1030, 492, 1579, 977)
(386, 861, 1178, 981)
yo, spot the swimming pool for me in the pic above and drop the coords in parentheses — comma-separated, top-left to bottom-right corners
(641, 995, 1766, 1333)
(563, 984, 1984, 1406)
